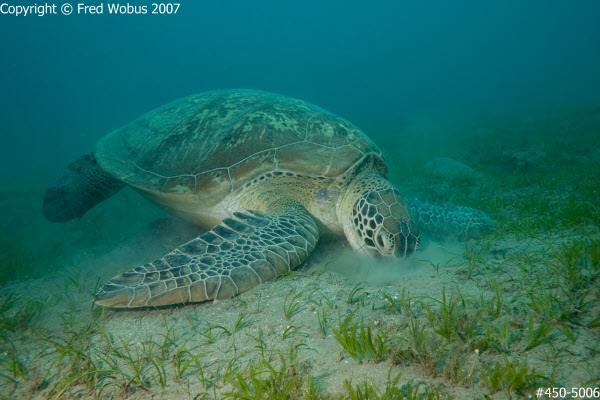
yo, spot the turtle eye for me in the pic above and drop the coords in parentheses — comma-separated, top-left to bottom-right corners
(374, 226, 395, 255)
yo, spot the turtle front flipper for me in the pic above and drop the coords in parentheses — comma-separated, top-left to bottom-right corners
(405, 197, 494, 240)
(94, 206, 319, 308)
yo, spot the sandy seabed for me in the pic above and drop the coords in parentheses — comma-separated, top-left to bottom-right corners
(1, 106, 599, 399)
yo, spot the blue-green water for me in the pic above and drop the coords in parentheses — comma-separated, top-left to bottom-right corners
(1, 2, 599, 399)
(1, 1, 599, 178)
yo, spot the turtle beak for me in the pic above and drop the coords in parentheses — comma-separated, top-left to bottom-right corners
(394, 230, 419, 257)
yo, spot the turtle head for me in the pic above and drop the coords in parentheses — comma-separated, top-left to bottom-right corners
(338, 173, 419, 257)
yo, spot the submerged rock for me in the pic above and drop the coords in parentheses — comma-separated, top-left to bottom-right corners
(424, 157, 484, 180)
(499, 148, 549, 171)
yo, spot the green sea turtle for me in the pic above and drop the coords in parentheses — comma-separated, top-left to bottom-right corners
(43, 89, 492, 309)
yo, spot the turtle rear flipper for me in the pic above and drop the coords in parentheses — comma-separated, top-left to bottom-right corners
(43, 154, 125, 222)
(405, 197, 494, 240)
(94, 206, 319, 308)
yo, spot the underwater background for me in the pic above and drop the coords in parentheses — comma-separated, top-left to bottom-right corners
(1, 1, 600, 399)
(2, 1, 600, 178)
